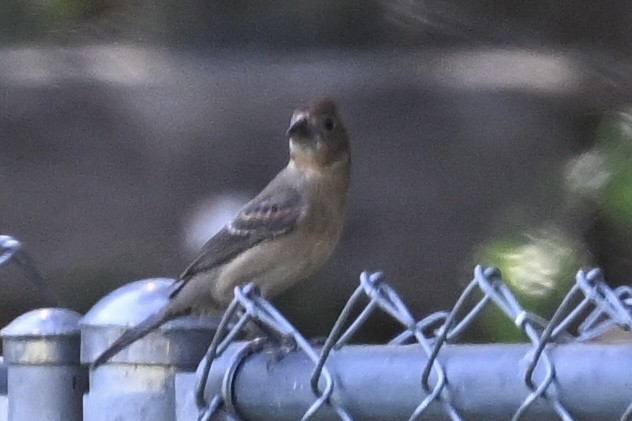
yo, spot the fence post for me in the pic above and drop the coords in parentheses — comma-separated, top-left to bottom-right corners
(1, 308, 86, 421)
(0, 360, 7, 421)
(80, 278, 219, 421)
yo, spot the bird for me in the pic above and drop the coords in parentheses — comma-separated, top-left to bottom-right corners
(92, 97, 351, 367)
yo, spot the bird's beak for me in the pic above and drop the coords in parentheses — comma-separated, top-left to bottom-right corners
(286, 116, 310, 138)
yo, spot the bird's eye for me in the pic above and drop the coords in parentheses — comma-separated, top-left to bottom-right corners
(324, 117, 335, 132)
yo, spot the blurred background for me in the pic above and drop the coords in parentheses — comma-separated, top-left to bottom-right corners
(1, 0, 632, 342)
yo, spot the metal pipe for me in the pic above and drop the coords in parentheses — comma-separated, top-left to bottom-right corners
(200, 342, 632, 420)
(1, 308, 86, 421)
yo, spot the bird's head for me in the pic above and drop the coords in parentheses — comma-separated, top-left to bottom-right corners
(287, 97, 350, 169)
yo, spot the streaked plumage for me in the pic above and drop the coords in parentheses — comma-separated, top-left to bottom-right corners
(93, 97, 351, 367)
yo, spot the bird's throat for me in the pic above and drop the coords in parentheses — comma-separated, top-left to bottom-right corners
(289, 139, 324, 170)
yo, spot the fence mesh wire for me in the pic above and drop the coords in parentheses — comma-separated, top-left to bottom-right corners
(195, 265, 632, 421)
(0, 235, 62, 307)
(4, 234, 632, 420)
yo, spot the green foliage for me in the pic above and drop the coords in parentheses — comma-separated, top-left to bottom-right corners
(474, 227, 590, 342)
(0, 0, 114, 40)
(597, 112, 632, 230)
(473, 110, 632, 343)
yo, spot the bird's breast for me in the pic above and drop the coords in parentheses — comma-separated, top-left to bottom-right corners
(212, 200, 345, 302)
(210, 166, 349, 304)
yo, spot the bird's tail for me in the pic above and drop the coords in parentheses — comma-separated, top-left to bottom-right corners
(92, 307, 176, 368)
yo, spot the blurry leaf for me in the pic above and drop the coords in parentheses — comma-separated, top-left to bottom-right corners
(474, 226, 590, 342)
(597, 111, 632, 230)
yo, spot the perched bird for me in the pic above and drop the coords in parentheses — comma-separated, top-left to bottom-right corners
(93, 97, 351, 367)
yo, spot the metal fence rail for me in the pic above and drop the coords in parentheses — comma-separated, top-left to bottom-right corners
(194, 342, 632, 421)
(2, 234, 632, 420)
(192, 267, 632, 421)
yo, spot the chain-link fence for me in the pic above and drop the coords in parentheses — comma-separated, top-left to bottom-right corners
(191, 266, 632, 421)
(2, 234, 632, 420)
(0, 234, 62, 307)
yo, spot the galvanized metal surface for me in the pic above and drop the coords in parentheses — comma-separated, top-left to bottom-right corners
(4, 233, 632, 420)
(0, 361, 6, 421)
(8, 365, 86, 421)
(2, 308, 82, 365)
(0, 307, 85, 421)
(195, 267, 632, 421)
(80, 278, 220, 367)
(85, 365, 178, 421)
(0, 235, 62, 306)
(187, 341, 632, 421)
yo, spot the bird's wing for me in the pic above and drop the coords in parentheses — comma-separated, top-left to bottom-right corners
(177, 187, 305, 285)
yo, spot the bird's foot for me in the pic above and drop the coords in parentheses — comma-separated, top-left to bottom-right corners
(266, 334, 297, 363)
